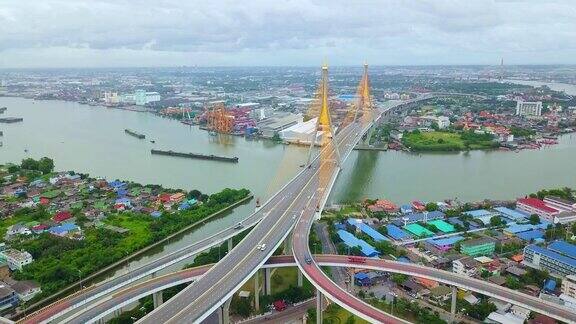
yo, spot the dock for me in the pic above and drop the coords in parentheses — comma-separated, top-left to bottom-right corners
(124, 129, 145, 139)
(151, 149, 239, 163)
(354, 144, 387, 151)
(0, 117, 23, 123)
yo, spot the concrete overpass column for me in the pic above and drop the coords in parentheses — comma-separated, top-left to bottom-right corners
(227, 238, 233, 252)
(218, 297, 232, 324)
(153, 291, 164, 309)
(297, 268, 303, 287)
(316, 290, 323, 324)
(451, 285, 457, 320)
(254, 270, 260, 311)
(264, 268, 272, 295)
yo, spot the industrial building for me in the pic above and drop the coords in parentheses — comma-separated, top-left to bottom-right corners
(425, 236, 464, 255)
(516, 198, 560, 222)
(391, 210, 445, 226)
(257, 112, 303, 138)
(346, 218, 389, 242)
(336, 230, 380, 257)
(460, 238, 496, 257)
(279, 117, 324, 144)
(385, 224, 410, 241)
(523, 241, 576, 277)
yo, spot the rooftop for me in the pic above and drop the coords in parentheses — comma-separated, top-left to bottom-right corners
(517, 198, 559, 213)
(525, 244, 576, 268)
(548, 241, 576, 260)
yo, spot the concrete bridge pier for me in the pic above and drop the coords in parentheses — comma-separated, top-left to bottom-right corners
(227, 238, 233, 252)
(316, 290, 323, 324)
(153, 291, 164, 309)
(264, 268, 272, 295)
(218, 298, 232, 324)
(363, 125, 375, 146)
(297, 268, 303, 287)
(254, 270, 260, 311)
(451, 285, 457, 321)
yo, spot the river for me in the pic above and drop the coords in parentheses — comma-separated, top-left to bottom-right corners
(1, 95, 576, 277)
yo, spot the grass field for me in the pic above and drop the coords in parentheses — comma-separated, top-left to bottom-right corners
(403, 130, 497, 152)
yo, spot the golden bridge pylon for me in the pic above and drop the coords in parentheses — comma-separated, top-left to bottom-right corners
(306, 63, 342, 168)
(355, 63, 374, 123)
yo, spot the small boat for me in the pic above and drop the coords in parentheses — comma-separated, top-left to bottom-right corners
(150, 140, 156, 144)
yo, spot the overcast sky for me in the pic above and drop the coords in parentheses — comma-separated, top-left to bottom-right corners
(1, 0, 575, 68)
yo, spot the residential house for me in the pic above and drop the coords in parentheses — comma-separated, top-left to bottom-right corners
(453, 257, 480, 277)
(0, 249, 33, 271)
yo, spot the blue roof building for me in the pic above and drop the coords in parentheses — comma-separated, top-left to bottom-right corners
(446, 217, 478, 230)
(516, 229, 545, 242)
(354, 272, 371, 286)
(115, 198, 131, 205)
(400, 204, 413, 214)
(108, 180, 126, 189)
(150, 211, 162, 218)
(337, 230, 380, 257)
(426, 236, 464, 247)
(549, 241, 576, 260)
(346, 218, 389, 242)
(392, 211, 445, 226)
(386, 224, 410, 241)
(49, 223, 80, 236)
(493, 207, 529, 221)
(524, 242, 576, 276)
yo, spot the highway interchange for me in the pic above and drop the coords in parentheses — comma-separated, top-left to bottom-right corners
(16, 91, 576, 324)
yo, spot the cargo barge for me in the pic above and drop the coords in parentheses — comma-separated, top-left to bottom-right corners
(151, 149, 239, 163)
(0, 117, 23, 123)
(125, 129, 145, 139)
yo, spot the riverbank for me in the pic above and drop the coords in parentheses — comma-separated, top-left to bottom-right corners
(0, 157, 251, 312)
(15, 193, 253, 317)
(401, 130, 498, 152)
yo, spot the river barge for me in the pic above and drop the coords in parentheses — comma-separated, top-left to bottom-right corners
(151, 149, 239, 163)
(0, 117, 23, 123)
(124, 129, 145, 139)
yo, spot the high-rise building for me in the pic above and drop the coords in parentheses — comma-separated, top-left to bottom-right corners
(516, 101, 542, 116)
(134, 89, 161, 106)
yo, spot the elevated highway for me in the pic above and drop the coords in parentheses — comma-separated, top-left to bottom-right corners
(56, 255, 576, 324)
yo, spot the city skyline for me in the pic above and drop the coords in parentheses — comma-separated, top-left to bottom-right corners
(1, 0, 576, 68)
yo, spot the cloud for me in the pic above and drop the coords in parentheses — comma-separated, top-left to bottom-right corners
(0, 0, 575, 67)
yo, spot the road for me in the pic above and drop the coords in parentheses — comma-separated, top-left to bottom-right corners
(138, 120, 362, 323)
(137, 94, 427, 323)
(314, 222, 348, 286)
(56, 255, 576, 324)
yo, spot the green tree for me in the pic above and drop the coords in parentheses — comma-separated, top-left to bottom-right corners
(38, 157, 55, 174)
(425, 202, 439, 212)
(490, 216, 504, 227)
(345, 315, 356, 324)
(21, 158, 40, 170)
(529, 214, 540, 225)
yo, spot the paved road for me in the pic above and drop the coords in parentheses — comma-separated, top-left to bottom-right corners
(56, 255, 576, 324)
(314, 222, 348, 286)
(136, 95, 424, 323)
(138, 123, 360, 323)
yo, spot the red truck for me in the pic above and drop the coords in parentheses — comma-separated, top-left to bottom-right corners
(348, 256, 367, 264)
